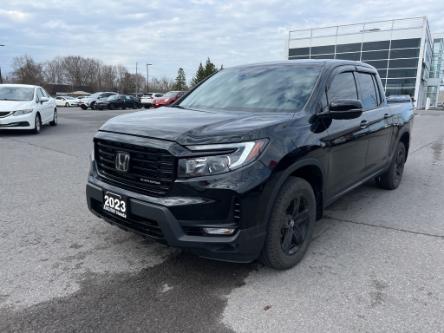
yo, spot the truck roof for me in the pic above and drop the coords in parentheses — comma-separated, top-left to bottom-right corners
(229, 59, 375, 71)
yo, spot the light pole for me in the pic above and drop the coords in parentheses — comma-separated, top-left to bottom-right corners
(146, 63, 152, 93)
(0, 44, 4, 84)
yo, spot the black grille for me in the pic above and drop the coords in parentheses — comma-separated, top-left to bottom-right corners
(0, 112, 12, 118)
(95, 138, 176, 196)
(91, 200, 164, 241)
(233, 197, 241, 224)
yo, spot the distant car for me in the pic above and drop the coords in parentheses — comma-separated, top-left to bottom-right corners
(140, 93, 163, 108)
(153, 91, 186, 108)
(386, 95, 413, 104)
(0, 84, 57, 134)
(95, 94, 141, 110)
(79, 92, 117, 110)
(55, 96, 79, 107)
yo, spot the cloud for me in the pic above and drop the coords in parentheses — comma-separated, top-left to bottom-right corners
(0, 0, 443, 81)
(0, 9, 30, 22)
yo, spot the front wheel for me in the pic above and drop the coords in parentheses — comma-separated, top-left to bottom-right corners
(33, 114, 42, 134)
(50, 109, 57, 126)
(377, 141, 406, 190)
(260, 177, 316, 270)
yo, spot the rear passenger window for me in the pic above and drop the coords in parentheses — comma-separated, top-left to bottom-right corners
(356, 72, 378, 110)
(327, 72, 358, 102)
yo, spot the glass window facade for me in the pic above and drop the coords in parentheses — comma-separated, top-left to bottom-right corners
(288, 18, 444, 108)
(426, 37, 444, 106)
(289, 38, 422, 98)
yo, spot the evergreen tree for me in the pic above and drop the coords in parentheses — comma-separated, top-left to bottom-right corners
(191, 58, 222, 86)
(192, 62, 206, 86)
(174, 67, 187, 90)
(203, 57, 218, 78)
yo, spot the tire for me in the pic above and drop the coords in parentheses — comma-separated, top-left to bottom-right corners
(80, 105, 87, 110)
(33, 114, 42, 134)
(377, 141, 406, 190)
(65, 102, 69, 107)
(260, 177, 316, 270)
(90, 102, 96, 110)
(50, 109, 57, 126)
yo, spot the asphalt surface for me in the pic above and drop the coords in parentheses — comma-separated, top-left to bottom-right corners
(0, 107, 443, 332)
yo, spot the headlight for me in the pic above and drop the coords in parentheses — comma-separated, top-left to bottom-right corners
(13, 109, 33, 116)
(178, 139, 268, 178)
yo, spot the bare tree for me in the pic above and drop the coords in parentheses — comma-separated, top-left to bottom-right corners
(11, 55, 44, 85)
(43, 57, 65, 84)
(99, 64, 117, 91)
(9, 54, 179, 94)
(150, 77, 175, 92)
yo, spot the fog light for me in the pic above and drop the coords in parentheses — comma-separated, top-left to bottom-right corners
(203, 228, 236, 235)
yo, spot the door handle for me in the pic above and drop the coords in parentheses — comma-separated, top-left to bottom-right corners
(360, 120, 368, 129)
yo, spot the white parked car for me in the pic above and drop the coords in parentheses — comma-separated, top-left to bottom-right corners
(55, 95, 79, 107)
(140, 92, 163, 108)
(79, 92, 117, 110)
(0, 84, 57, 134)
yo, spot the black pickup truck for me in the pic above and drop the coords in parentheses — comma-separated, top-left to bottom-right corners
(86, 60, 413, 269)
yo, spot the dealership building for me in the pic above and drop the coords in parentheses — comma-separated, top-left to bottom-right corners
(287, 17, 444, 108)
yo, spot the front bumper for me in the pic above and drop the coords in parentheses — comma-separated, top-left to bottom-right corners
(87, 179, 267, 262)
(0, 113, 34, 130)
(86, 152, 272, 262)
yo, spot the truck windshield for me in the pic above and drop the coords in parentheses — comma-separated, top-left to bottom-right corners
(0, 86, 35, 101)
(179, 64, 321, 112)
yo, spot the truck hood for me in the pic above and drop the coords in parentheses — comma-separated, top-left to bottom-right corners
(0, 100, 33, 112)
(99, 106, 295, 145)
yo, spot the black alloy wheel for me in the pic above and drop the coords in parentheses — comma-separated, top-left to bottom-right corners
(377, 141, 406, 190)
(260, 177, 316, 270)
(281, 196, 311, 255)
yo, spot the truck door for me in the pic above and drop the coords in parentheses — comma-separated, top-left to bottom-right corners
(323, 69, 369, 199)
(355, 71, 393, 175)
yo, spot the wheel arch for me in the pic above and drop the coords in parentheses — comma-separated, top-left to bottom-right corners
(400, 131, 410, 161)
(260, 158, 325, 227)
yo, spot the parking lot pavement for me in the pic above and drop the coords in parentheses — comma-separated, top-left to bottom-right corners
(1, 108, 443, 332)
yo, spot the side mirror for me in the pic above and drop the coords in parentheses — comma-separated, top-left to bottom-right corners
(40, 97, 49, 103)
(329, 99, 363, 119)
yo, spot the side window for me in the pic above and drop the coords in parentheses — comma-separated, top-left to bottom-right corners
(41, 89, 49, 97)
(327, 72, 358, 102)
(36, 89, 44, 101)
(372, 75, 383, 105)
(356, 72, 378, 110)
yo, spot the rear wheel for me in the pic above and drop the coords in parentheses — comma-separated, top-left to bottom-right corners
(50, 109, 57, 126)
(80, 104, 87, 110)
(377, 141, 406, 190)
(33, 114, 42, 134)
(90, 102, 96, 110)
(260, 177, 316, 270)
(65, 102, 69, 107)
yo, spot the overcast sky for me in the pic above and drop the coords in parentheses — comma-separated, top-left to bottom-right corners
(1, 0, 443, 81)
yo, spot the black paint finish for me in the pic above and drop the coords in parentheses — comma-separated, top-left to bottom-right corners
(87, 60, 414, 263)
